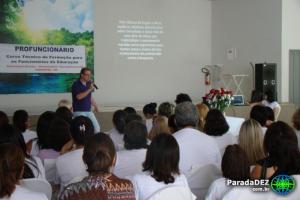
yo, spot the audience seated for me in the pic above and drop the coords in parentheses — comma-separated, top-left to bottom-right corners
(0, 143, 47, 200)
(238, 119, 265, 165)
(262, 90, 281, 121)
(292, 107, 300, 150)
(59, 133, 135, 200)
(158, 102, 175, 118)
(30, 111, 56, 156)
(0, 124, 45, 179)
(148, 115, 170, 140)
(175, 93, 192, 105)
(37, 118, 71, 161)
(251, 121, 300, 179)
(132, 134, 191, 200)
(56, 116, 94, 187)
(13, 109, 37, 143)
(196, 103, 209, 132)
(250, 105, 268, 135)
(205, 144, 250, 200)
(107, 110, 127, 151)
(204, 109, 237, 156)
(173, 102, 221, 174)
(143, 102, 157, 133)
(0, 110, 9, 128)
(114, 120, 148, 178)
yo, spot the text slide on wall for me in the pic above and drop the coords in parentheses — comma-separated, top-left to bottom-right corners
(117, 20, 163, 60)
(0, 44, 86, 73)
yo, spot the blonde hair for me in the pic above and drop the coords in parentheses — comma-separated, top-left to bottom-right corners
(58, 99, 72, 110)
(238, 119, 265, 165)
(148, 116, 170, 140)
(196, 103, 209, 132)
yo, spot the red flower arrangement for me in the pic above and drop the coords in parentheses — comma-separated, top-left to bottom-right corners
(202, 88, 233, 112)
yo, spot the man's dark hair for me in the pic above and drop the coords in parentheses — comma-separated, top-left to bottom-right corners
(80, 67, 91, 75)
(143, 134, 179, 184)
(143, 103, 157, 115)
(250, 105, 268, 127)
(124, 121, 148, 150)
(204, 109, 229, 136)
(56, 106, 72, 125)
(175, 93, 192, 105)
(124, 107, 136, 114)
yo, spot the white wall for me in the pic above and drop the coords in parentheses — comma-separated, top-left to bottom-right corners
(211, 0, 282, 101)
(282, 0, 300, 102)
(0, 0, 212, 115)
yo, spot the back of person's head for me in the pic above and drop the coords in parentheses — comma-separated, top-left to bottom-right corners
(175, 102, 199, 129)
(0, 124, 36, 179)
(124, 107, 136, 114)
(0, 143, 25, 198)
(222, 144, 250, 181)
(204, 109, 229, 136)
(143, 103, 157, 117)
(168, 114, 178, 133)
(113, 110, 127, 134)
(13, 110, 29, 133)
(125, 113, 143, 124)
(83, 133, 116, 174)
(0, 111, 9, 128)
(45, 118, 71, 151)
(175, 93, 192, 105)
(264, 90, 276, 103)
(264, 121, 300, 174)
(250, 105, 267, 127)
(158, 102, 175, 118)
(293, 108, 300, 131)
(37, 111, 56, 148)
(58, 99, 72, 111)
(124, 120, 148, 150)
(196, 103, 209, 132)
(250, 90, 264, 103)
(148, 116, 170, 140)
(238, 119, 265, 165)
(71, 116, 94, 146)
(143, 134, 179, 184)
(56, 106, 72, 125)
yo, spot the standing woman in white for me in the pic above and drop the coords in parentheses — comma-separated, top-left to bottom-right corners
(132, 133, 192, 200)
(262, 90, 281, 121)
(0, 143, 47, 200)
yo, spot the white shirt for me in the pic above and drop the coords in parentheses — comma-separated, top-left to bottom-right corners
(26, 156, 46, 180)
(30, 140, 40, 157)
(262, 100, 281, 110)
(22, 129, 37, 143)
(173, 128, 221, 174)
(56, 148, 88, 187)
(145, 118, 153, 133)
(261, 126, 267, 137)
(107, 128, 125, 151)
(114, 148, 147, 178)
(211, 133, 237, 156)
(132, 171, 189, 200)
(0, 185, 47, 200)
(205, 178, 231, 200)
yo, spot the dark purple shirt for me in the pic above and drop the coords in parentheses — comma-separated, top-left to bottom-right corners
(72, 79, 92, 112)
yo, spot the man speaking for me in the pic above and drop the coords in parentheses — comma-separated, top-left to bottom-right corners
(72, 67, 100, 133)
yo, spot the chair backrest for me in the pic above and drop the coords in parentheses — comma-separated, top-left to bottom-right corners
(186, 164, 222, 200)
(147, 186, 196, 200)
(20, 178, 52, 200)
